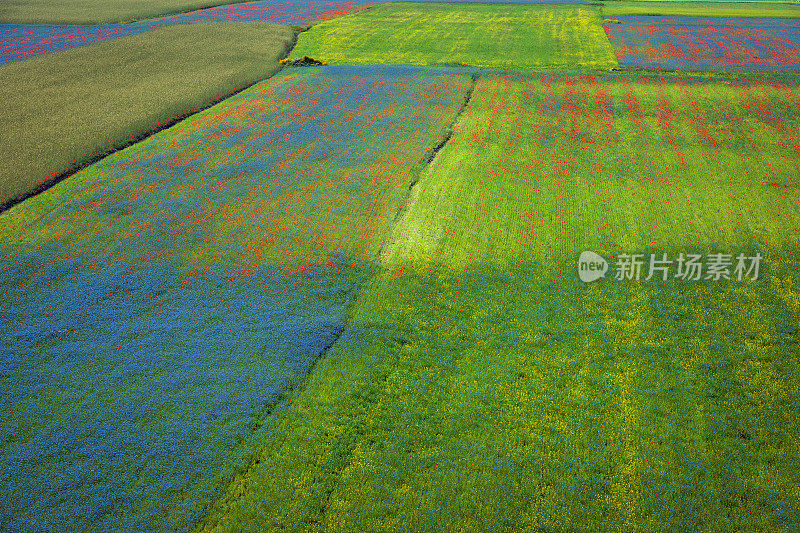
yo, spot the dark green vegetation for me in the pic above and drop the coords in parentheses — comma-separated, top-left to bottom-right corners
(0, 22, 295, 211)
(0, 0, 246, 24)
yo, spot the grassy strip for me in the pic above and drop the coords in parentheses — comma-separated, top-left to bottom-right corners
(0, 0, 254, 24)
(603, 1, 800, 18)
(0, 22, 296, 213)
(290, 3, 619, 70)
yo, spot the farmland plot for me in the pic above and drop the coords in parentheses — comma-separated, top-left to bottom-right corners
(0, 0, 373, 66)
(290, 3, 619, 69)
(0, 23, 149, 65)
(0, 258, 360, 532)
(0, 23, 295, 210)
(0, 0, 604, 67)
(603, 1, 800, 20)
(0, 0, 371, 24)
(200, 262, 800, 532)
(198, 72, 800, 531)
(0, 66, 473, 532)
(148, 0, 373, 24)
(604, 15, 800, 71)
(385, 73, 800, 266)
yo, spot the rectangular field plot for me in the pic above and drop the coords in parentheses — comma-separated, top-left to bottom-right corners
(290, 3, 619, 69)
(198, 262, 800, 532)
(0, 66, 472, 532)
(604, 15, 800, 71)
(384, 73, 800, 268)
(603, 1, 800, 20)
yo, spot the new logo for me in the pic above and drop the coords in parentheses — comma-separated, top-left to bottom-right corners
(578, 251, 608, 282)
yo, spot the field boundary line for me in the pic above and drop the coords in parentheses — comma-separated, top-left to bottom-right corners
(376, 71, 479, 261)
(0, 25, 304, 216)
(278, 72, 481, 529)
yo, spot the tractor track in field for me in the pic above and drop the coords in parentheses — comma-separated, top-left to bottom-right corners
(377, 71, 479, 261)
(195, 70, 479, 532)
(408, 72, 478, 193)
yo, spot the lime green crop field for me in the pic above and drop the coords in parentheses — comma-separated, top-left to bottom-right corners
(0, 23, 295, 211)
(289, 3, 619, 70)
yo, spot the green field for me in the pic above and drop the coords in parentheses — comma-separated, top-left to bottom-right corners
(0, 0, 245, 23)
(4, 0, 800, 530)
(198, 264, 800, 532)
(385, 73, 800, 267)
(602, 1, 800, 18)
(290, 3, 619, 70)
(0, 22, 295, 211)
(193, 72, 800, 532)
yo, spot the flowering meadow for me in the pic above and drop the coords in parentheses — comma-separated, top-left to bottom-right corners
(197, 72, 800, 532)
(147, 0, 374, 25)
(0, 258, 360, 532)
(604, 15, 800, 71)
(3, 0, 800, 530)
(0, 23, 149, 65)
(384, 72, 800, 267)
(290, 3, 618, 69)
(0, 66, 473, 531)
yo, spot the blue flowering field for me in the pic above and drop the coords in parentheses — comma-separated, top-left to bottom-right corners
(3, 0, 800, 531)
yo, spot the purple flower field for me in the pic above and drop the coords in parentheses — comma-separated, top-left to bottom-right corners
(604, 15, 800, 71)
